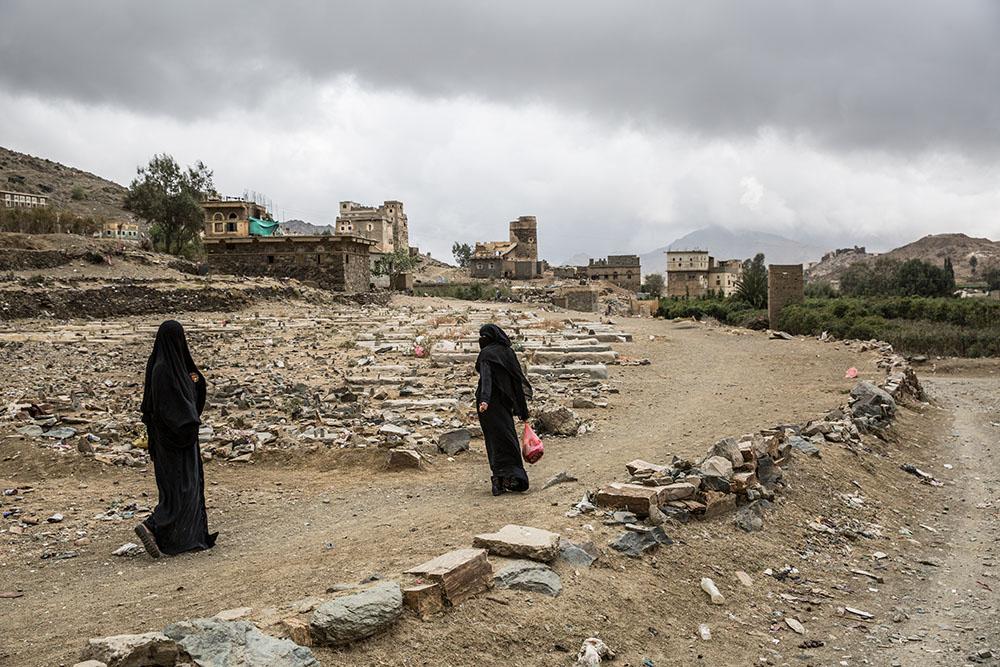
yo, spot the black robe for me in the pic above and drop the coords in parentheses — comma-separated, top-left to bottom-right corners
(140, 320, 217, 555)
(476, 324, 532, 490)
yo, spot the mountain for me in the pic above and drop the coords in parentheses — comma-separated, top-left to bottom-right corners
(280, 219, 336, 235)
(0, 146, 129, 220)
(639, 226, 827, 274)
(807, 233, 1000, 283)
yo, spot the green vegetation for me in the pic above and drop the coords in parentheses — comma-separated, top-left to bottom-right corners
(70, 185, 87, 201)
(777, 297, 1000, 357)
(656, 297, 769, 329)
(413, 282, 514, 301)
(373, 247, 420, 280)
(734, 253, 768, 308)
(451, 241, 473, 268)
(982, 265, 1000, 291)
(641, 273, 664, 296)
(0, 206, 104, 235)
(124, 154, 215, 259)
(840, 257, 955, 297)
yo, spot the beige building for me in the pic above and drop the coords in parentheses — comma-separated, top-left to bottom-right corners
(99, 221, 140, 241)
(336, 200, 409, 254)
(1, 190, 47, 209)
(665, 250, 743, 298)
(470, 216, 542, 279)
(584, 255, 641, 291)
(203, 197, 272, 238)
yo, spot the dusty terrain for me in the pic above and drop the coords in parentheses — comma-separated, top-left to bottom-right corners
(1, 294, 998, 666)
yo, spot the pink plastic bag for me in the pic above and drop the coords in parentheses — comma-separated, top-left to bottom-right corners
(413, 345, 426, 358)
(521, 423, 543, 464)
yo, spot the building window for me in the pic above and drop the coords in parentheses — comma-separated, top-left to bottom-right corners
(212, 213, 224, 221)
(267, 255, 275, 264)
(226, 222, 237, 233)
(228, 213, 238, 220)
(213, 223, 224, 233)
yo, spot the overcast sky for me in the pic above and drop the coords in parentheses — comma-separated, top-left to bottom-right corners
(1, 1, 998, 263)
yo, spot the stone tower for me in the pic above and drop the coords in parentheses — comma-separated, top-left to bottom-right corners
(508, 215, 537, 261)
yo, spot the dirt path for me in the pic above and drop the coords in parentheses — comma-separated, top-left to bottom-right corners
(884, 376, 1000, 666)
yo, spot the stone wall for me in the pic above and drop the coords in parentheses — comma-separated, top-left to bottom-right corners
(204, 236, 373, 292)
(552, 287, 598, 312)
(767, 264, 804, 325)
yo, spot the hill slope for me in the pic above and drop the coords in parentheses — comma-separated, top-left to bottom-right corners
(807, 233, 1000, 283)
(0, 146, 129, 220)
(640, 226, 826, 274)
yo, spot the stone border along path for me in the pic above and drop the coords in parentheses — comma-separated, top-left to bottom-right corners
(70, 330, 926, 667)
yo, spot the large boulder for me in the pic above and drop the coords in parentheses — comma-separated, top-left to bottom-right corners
(80, 632, 184, 667)
(850, 382, 897, 422)
(473, 524, 561, 562)
(163, 618, 318, 667)
(437, 429, 470, 455)
(309, 581, 403, 646)
(534, 406, 582, 436)
(494, 560, 562, 597)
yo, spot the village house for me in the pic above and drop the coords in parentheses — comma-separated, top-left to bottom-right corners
(201, 195, 374, 291)
(470, 216, 543, 279)
(1, 190, 47, 209)
(98, 221, 140, 241)
(583, 255, 641, 291)
(665, 250, 743, 298)
(336, 200, 409, 255)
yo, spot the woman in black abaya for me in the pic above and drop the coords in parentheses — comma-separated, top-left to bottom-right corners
(135, 320, 217, 558)
(475, 324, 533, 496)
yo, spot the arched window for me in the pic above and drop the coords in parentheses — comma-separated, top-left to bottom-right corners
(212, 213, 224, 221)
(228, 213, 238, 220)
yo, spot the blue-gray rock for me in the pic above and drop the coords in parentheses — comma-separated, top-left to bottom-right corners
(850, 382, 896, 421)
(310, 581, 403, 646)
(81, 632, 183, 667)
(163, 618, 318, 667)
(787, 436, 821, 458)
(609, 527, 672, 558)
(559, 541, 598, 567)
(755, 456, 783, 488)
(437, 429, 470, 455)
(494, 560, 562, 596)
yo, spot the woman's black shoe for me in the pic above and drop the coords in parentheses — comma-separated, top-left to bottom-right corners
(491, 476, 506, 496)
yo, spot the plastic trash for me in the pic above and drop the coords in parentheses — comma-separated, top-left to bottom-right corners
(521, 422, 544, 464)
(697, 623, 712, 640)
(413, 345, 426, 358)
(845, 367, 858, 379)
(700, 577, 725, 604)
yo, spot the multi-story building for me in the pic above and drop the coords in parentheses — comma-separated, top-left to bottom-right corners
(665, 250, 743, 298)
(470, 216, 543, 280)
(203, 197, 274, 238)
(335, 200, 409, 254)
(1, 190, 48, 209)
(584, 255, 642, 291)
(99, 221, 140, 241)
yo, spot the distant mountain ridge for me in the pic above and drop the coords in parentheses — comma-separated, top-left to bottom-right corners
(639, 226, 827, 274)
(280, 219, 335, 235)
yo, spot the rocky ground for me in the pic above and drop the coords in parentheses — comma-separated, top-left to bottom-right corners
(1, 292, 997, 666)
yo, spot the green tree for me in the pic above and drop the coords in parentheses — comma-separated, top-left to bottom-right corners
(123, 154, 215, 257)
(373, 247, 419, 281)
(642, 273, 665, 295)
(982, 265, 1000, 291)
(969, 255, 978, 276)
(735, 253, 768, 308)
(452, 241, 473, 267)
(70, 185, 86, 201)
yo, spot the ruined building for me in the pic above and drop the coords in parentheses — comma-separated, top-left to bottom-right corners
(665, 250, 743, 298)
(336, 200, 409, 255)
(584, 255, 641, 291)
(202, 195, 373, 291)
(470, 216, 542, 279)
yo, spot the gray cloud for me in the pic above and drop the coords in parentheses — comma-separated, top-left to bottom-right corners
(2, 0, 998, 154)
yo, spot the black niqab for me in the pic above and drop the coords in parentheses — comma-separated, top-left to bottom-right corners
(141, 320, 205, 437)
(476, 324, 533, 418)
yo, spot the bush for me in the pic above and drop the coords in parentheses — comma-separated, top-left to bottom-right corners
(70, 185, 86, 201)
(412, 282, 514, 301)
(0, 206, 104, 235)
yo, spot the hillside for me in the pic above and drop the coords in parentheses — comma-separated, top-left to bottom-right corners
(639, 225, 826, 274)
(807, 233, 1000, 283)
(0, 146, 130, 220)
(280, 218, 335, 235)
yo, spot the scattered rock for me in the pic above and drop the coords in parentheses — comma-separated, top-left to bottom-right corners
(609, 527, 672, 557)
(405, 548, 492, 606)
(164, 617, 318, 666)
(576, 637, 615, 666)
(559, 540, 598, 568)
(785, 617, 805, 634)
(80, 632, 183, 667)
(735, 571, 753, 588)
(534, 406, 582, 436)
(472, 524, 561, 562)
(542, 470, 578, 489)
(309, 581, 403, 646)
(385, 447, 422, 470)
(436, 429, 470, 455)
(213, 607, 253, 622)
(493, 560, 562, 597)
(402, 582, 445, 618)
(699, 455, 733, 479)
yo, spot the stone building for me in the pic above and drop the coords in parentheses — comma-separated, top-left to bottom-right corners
(767, 264, 804, 325)
(204, 235, 376, 292)
(336, 200, 409, 254)
(203, 197, 274, 238)
(584, 255, 641, 291)
(1, 190, 47, 209)
(470, 216, 542, 279)
(99, 221, 140, 241)
(665, 250, 743, 298)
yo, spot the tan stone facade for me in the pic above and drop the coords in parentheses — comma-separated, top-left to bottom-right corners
(767, 264, 804, 325)
(470, 216, 542, 279)
(585, 255, 641, 291)
(203, 198, 270, 238)
(336, 200, 409, 254)
(99, 221, 140, 241)
(666, 251, 743, 298)
(203, 235, 375, 292)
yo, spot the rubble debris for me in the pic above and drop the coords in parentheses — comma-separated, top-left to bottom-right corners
(164, 618, 318, 666)
(576, 637, 615, 667)
(784, 617, 806, 634)
(493, 560, 562, 597)
(405, 548, 493, 606)
(609, 527, 672, 557)
(437, 429, 470, 455)
(542, 470, 578, 489)
(385, 448, 422, 470)
(533, 406, 583, 436)
(402, 583, 445, 619)
(559, 541, 598, 568)
(472, 524, 561, 562)
(900, 463, 944, 486)
(309, 581, 403, 646)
